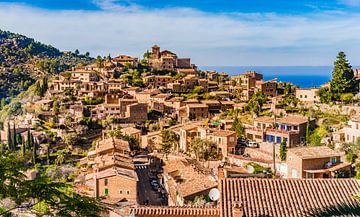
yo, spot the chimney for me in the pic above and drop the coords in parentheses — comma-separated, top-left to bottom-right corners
(233, 201, 243, 217)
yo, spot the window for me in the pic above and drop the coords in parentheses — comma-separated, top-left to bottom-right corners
(127, 190, 130, 195)
(119, 190, 123, 194)
(304, 95, 307, 98)
(300, 95, 303, 98)
(104, 179, 108, 186)
(330, 157, 337, 164)
(291, 169, 298, 178)
(105, 188, 109, 195)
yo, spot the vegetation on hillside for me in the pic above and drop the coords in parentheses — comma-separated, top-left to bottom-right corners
(0, 29, 94, 108)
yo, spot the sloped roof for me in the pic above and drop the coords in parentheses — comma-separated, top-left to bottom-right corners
(288, 146, 344, 159)
(220, 178, 360, 217)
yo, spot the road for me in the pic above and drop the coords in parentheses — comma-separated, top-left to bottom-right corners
(136, 165, 165, 206)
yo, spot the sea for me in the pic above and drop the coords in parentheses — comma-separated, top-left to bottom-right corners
(199, 66, 341, 88)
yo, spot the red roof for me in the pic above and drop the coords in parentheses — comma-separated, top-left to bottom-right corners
(219, 178, 360, 217)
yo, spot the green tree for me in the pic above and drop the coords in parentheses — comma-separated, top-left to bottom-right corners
(32, 136, 37, 165)
(21, 140, 26, 157)
(190, 138, 219, 161)
(306, 116, 311, 144)
(346, 149, 358, 164)
(96, 55, 103, 68)
(231, 116, 244, 137)
(317, 87, 333, 104)
(16, 133, 22, 150)
(280, 140, 287, 161)
(0, 152, 102, 216)
(340, 93, 354, 103)
(330, 52, 355, 98)
(246, 92, 267, 115)
(161, 130, 178, 156)
(284, 84, 291, 95)
(7, 122, 13, 150)
(193, 86, 204, 94)
(0, 98, 6, 110)
(26, 128, 31, 150)
(12, 123, 17, 148)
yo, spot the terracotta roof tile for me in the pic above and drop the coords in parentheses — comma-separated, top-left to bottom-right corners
(132, 206, 220, 217)
(219, 178, 360, 217)
(288, 146, 344, 159)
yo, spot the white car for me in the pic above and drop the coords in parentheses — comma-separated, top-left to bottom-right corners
(248, 141, 259, 148)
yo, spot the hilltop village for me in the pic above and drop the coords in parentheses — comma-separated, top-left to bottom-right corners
(2, 45, 360, 216)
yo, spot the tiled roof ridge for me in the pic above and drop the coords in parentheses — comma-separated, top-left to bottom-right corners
(132, 206, 220, 215)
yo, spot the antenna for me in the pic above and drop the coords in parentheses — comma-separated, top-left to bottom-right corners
(208, 188, 220, 201)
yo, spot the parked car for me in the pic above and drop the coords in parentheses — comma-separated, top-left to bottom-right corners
(248, 141, 259, 148)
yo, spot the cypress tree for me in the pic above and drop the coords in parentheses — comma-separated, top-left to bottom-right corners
(330, 52, 355, 98)
(26, 128, 31, 150)
(16, 134, 22, 147)
(32, 139, 37, 165)
(13, 123, 17, 149)
(46, 144, 51, 165)
(280, 140, 287, 161)
(306, 116, 310, 145)
(21, 141, 26, 157)
(7, 122, 12, 150)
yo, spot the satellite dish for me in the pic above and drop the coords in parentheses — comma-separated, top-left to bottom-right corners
(209, 188, 220, 201)
(247, 165, 255, 174)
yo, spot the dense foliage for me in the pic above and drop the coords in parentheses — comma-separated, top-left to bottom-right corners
(0, 29, 94, 106)
(0, 152, 102, 216)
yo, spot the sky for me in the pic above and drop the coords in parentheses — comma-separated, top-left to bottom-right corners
(1, 0, 360, 66)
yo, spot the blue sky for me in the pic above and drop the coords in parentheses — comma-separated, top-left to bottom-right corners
(1, 0, 360, 66)
(1, 0, 360, 13)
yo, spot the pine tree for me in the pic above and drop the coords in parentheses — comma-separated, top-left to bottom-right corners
(7, 122, 13, 150)
(330, 52, 355, 98)
(280, 140, 287, 161)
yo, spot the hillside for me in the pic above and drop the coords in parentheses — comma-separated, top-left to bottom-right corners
(0, 29, 94, 105)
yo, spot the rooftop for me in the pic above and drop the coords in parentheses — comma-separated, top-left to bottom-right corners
(220, 178, 360, 217)
(96, 138, 131, 154)
(187, 103, 208, 108)
(164, 158, 217, 198)
(288, 146, 343, 159)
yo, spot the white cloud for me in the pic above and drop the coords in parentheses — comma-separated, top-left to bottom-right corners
(0, 2, 360, 66)
(338, 0, 360, 6)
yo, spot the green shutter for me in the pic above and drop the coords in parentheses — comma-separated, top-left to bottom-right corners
(105, 188, 109, 195)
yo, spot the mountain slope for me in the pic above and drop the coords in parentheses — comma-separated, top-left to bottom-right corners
(0, 29, 94, 103)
